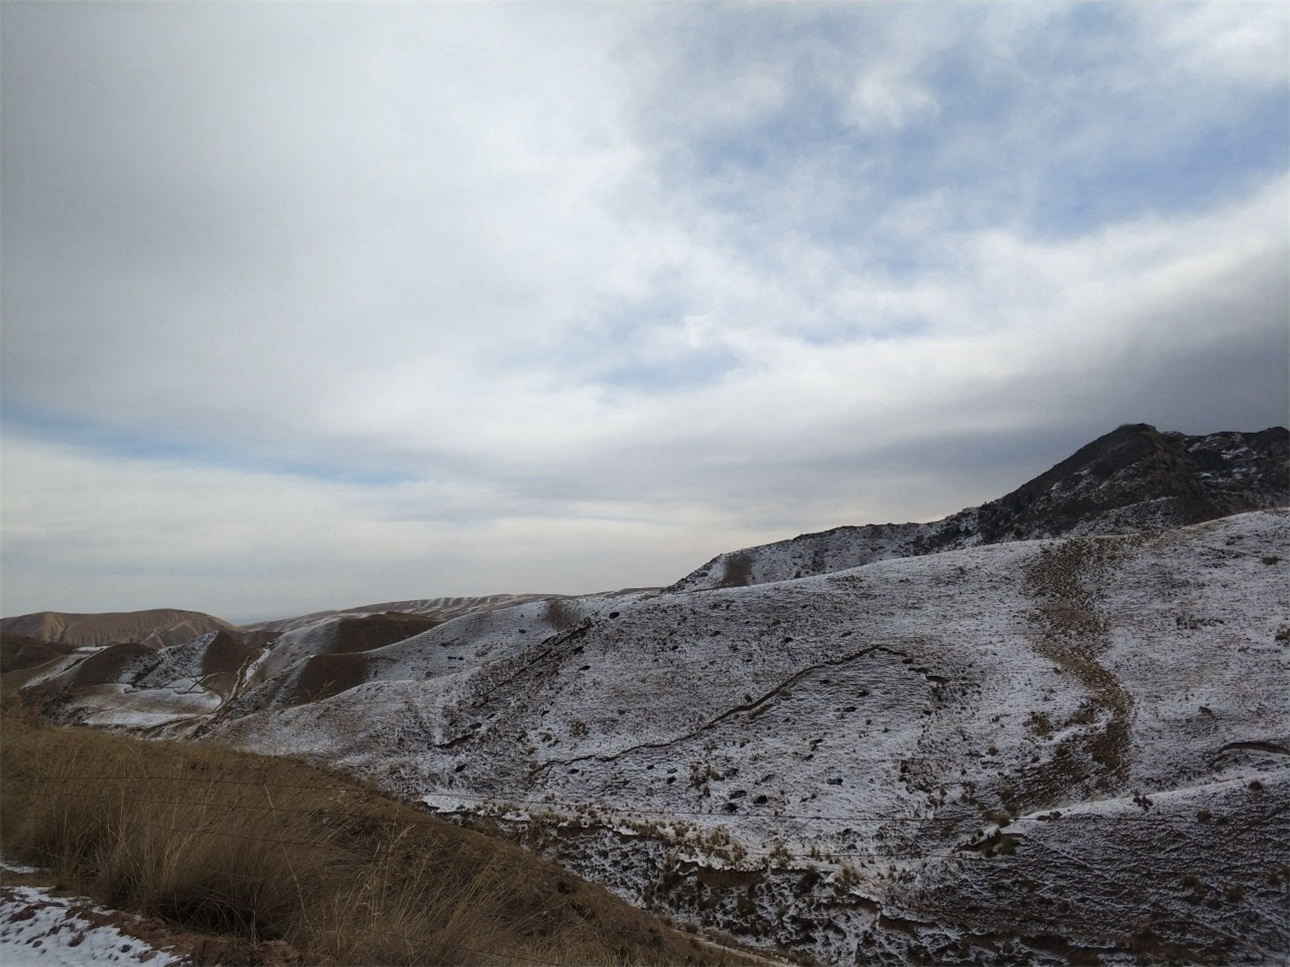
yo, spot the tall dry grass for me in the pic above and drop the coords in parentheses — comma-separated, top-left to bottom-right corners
(0, 704, 757, 965)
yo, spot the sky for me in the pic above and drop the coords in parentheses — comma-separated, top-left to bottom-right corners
(2, 2, 1287, 622)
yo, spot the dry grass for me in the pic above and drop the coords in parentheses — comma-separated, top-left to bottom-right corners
(0, 702, 761, 965)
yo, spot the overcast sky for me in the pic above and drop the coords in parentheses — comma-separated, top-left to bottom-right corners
(3, 2, 1287, 622)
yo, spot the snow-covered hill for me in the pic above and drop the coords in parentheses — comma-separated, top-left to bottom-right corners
(241, 593, 565, 633)
(194, 510, 1287, 964)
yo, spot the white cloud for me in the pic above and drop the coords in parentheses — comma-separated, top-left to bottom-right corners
(0, 436, 781, 619)
(1147, 2, 1289, 86)
(844, 68, 938, 133)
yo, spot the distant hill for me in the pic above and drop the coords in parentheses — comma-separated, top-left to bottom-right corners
(670, 423, 1289, 592)
(0, 608, 244, 649)
(243, 594, 560, 632)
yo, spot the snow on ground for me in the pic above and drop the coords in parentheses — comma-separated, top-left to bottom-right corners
(14, 508, 1287, 964)
(76, 682, 222, 729)
(0, 886, 185, 967)
(206, 511, 1288, 963)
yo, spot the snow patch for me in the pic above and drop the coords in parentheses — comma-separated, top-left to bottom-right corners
(0, 887, 184, 967)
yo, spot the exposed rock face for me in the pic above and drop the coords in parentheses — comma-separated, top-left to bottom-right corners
(970, 423, 1289, 542)
(671, 424, 1289, 592)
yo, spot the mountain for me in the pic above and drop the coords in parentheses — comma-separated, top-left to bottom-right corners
(670, 423, 1289, 592)
(6, 424, 1288, 963)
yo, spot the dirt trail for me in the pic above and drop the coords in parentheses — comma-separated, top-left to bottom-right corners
(1025, 536, 1135, 790)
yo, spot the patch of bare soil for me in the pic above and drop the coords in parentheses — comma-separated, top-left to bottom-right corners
(288, 653, 370, 705)
(198, 631, 262, 680)
(1025, 536, 1135, 794)
(324, 614, 443, 655)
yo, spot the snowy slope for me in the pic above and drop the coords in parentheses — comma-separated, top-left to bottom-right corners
(242, 593, 565, 632)
(201, 510, 1289, 964)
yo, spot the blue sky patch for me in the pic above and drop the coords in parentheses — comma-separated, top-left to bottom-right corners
(3, 404, 412, 487)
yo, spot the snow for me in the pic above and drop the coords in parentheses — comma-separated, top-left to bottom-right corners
(204, 511, 1289, 962)
(0, 887, 183, 967)
(13, 505, 1288, 963)
(75, 682, 221, 729)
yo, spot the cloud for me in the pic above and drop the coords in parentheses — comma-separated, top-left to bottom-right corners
(2, 2, 1286, 618)
(1147, 2, 1290, 86)
(845, 69, 938, 134)
(0, 436, 772, 620)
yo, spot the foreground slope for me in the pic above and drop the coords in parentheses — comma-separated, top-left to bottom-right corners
(201, 510, 1289, 964)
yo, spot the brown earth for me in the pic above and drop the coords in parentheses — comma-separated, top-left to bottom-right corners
(199, 630, 262, 679)
(0, 632, 80, 674)
(0, 609, 243, 649)
(322, 613, 443, 654)
(289, 652, 370, 705)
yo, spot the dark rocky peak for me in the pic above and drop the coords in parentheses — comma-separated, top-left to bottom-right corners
(973, 424, 1289, 543)
(672, 423, 1288, 591)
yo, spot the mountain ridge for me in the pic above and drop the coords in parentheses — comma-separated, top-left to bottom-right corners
(669, 423, 1289, 592)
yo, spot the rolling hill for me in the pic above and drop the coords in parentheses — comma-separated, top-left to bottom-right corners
(0, 608, 241, 650)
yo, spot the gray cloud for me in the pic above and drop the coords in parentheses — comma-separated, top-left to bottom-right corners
(2, 2, 1286, 619)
